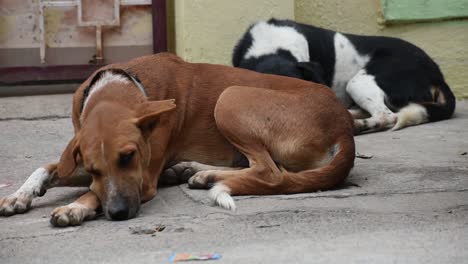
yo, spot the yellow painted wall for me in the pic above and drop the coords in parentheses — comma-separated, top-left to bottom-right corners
(170, 0, 467, 98)
(169, 0, 294, 65)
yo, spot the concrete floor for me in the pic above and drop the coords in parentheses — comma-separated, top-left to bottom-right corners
(0, 94, 467, 263)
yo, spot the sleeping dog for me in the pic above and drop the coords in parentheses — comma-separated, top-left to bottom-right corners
(0, 53, 354, 226)
(233, 18, 456, 133)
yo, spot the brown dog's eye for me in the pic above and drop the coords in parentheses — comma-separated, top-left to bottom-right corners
(119, 151, 135, 167)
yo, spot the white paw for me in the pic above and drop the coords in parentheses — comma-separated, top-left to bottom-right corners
(50, 203, 96, 227)
(0, 167, 50, 217)
(209, 183, 236, 211)
(0, 192, 32, 216)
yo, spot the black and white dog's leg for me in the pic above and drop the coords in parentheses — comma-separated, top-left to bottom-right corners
(348, 107, 370, 119)
(0, 163, 90, 216)
(346, 70, 397, 133)
(161, 161, 240, 188)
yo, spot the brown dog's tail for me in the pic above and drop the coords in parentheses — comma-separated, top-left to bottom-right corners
(209, 135, 355, 210)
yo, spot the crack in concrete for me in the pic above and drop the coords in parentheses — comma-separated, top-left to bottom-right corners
(0, 115, 70, 122)
(0, 228, 78, 242)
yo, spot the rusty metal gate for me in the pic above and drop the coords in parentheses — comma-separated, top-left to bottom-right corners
(0, 0, 167, 86)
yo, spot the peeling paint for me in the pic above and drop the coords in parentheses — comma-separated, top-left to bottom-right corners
(0, 0, 153, 66)
(0, 16, 14, 43)
(44, 8, 65, 46)
(81, 0, 115, 23)
(0, 1, 152, 49)
(129, 10, 151, 37)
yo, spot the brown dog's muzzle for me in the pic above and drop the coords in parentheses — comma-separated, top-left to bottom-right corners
(105, 194, 140, 221)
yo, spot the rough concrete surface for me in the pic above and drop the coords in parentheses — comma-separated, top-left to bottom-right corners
(0, 94, 467, 263)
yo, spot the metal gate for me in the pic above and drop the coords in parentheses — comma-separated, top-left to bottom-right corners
(0, 0, 167, 86)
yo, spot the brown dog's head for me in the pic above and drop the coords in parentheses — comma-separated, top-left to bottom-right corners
(58, 99, 176, 221)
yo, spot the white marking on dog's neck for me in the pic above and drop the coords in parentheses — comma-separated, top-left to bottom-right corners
(82, 71, 130, 114)
(244, 21, 309, 62)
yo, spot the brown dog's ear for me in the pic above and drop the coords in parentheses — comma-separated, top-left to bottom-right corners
(57, 135, 80, 177)
(135, 99, 176, 138)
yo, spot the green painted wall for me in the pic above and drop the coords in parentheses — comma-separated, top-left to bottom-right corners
(381, 0, 468, 22)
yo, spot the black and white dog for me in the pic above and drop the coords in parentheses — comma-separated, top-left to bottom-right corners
(233, 19, 456, 133)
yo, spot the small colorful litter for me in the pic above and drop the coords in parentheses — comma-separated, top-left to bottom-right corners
(169, 253, 221, 262)
(0, 183, 11, 189)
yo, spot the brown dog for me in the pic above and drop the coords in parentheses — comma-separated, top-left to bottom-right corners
(0, 53, 355, 226)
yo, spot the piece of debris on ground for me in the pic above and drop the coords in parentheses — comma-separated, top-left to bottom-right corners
(169, 253, 221, 262)
(256, 224, 280, 228)
(129, 224, 166, 235)
(356, 152, 374, 159)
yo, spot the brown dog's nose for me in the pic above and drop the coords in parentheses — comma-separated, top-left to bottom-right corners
(107, 196, 130, 221)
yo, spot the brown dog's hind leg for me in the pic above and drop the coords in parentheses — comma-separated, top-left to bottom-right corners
(206, 86, 310, 210)
(159, 161, 237, 188)
(161, 161, 241, 188)
(50, 191, 100, 227)
(207, 86, 354, 210)
(187, 151, 278, 190)
(206, 151, 282, 210)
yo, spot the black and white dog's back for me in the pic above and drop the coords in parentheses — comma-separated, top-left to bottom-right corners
(233, 19, 456, 133)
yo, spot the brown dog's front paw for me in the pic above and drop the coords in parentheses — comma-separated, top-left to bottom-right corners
(188, 171, 216, 189)
(50, 203, 96, 227)
(0, 193, 32, 216)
